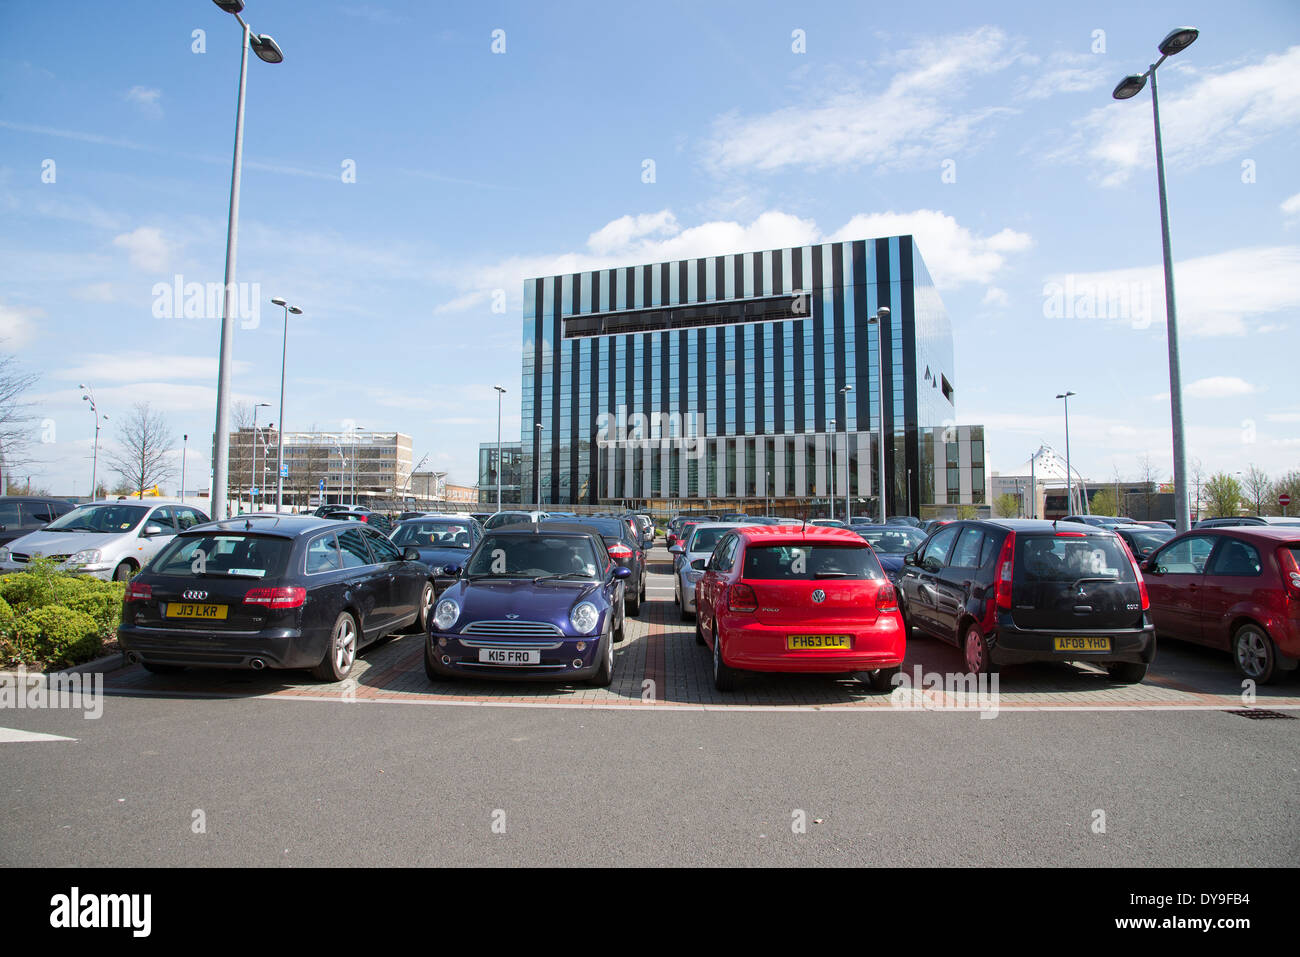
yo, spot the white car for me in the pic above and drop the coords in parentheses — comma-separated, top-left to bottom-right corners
(483, 510, 550, 529)
(669, 522, 741, 621)
(0, 500, 209, 581)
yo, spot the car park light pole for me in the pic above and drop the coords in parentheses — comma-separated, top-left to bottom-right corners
(208, 0, 286, 521)
(839, 384, 853, 523)
(494, 385, 506, 512)
(180, 434, 188, 503)
(1113, 26, 1198, 534)
(1056, 392, 1076, 515)
(534, 422, 544, 507)
(349, 426, 364, 507)
(270, 297, 303, 512)
(828, 418, 836, 521)
(250, 402, 270, 512)
(79, 384, 107, 499)
(867, 307, 889, 523)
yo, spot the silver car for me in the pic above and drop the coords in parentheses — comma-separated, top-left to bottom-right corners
(0, 500, 208, 581)
(670, 522, 741, 621)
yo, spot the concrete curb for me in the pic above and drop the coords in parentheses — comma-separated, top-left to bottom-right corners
(0, 651, 129, 679)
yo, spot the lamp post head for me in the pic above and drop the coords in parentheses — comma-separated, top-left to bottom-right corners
(212, 0, 245, 12)
(251, 34, 284, 64)
(289, 306, 303, 315)
(271, 297, 286, 306)
(1158, 27, 1199, 57)
(1112, 74, 1148, 100)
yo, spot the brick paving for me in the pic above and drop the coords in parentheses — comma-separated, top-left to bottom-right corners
(104, 547, 1300, 713)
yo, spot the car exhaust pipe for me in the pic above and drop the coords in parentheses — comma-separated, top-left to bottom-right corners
(250, 658, 266, 671)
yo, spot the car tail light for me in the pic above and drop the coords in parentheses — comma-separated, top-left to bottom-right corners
(1279, 547, 1300, 600)
(1129, 555, 1150, 611)
(608, 543, 633, 562)
(876, 583, 898, 612)
(244, 586, 307, 609)
(1055, 531, 1086, 537)
(358, 515, 368, 523)
(729, 583, 758, 613)
(994, 531, 1015, 611)
(125, 581, 152, 603)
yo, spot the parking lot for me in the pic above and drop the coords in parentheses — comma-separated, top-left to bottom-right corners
(100, 546, 1300, 713)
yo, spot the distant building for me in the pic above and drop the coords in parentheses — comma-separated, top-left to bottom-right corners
(478, 441, 522, 506)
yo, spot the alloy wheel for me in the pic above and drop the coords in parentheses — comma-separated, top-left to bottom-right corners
(335, 616, 357, 673)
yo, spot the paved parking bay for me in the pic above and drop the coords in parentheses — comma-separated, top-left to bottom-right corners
(100, 547, 1300, 713)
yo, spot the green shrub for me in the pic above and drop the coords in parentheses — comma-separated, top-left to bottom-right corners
(59, 582, 125, 634)
(0, 595, 13, 626)
(9, 607, 102, 669)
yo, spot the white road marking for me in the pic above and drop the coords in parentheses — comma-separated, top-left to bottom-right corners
(0, 727, 77, 743)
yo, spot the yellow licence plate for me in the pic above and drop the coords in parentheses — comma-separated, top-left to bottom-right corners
(787, 635, 851, 650)
(1054, 636, 1111, 652)
(165, 603, 228, 620)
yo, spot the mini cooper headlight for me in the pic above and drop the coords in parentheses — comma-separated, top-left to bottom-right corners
(569, 601, 599, 635)
(433, 599, 460, 631)
(69, 549, 102, 565)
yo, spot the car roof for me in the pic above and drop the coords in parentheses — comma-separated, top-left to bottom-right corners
(539, 518, 627, 535)
(186, 514, 350, 538)
(1189, 526, 1300, 542)
(80, 498, 194, 507)
(734, 524, 868, 545)
(482, 524, 600, 541)
(965, 518, 1107, 533)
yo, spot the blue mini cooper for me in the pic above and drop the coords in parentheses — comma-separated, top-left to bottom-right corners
(425, 527, 630, 686)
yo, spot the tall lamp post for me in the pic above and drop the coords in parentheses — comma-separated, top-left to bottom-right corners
(348, 426, 364, 507)
(493, 385, 506, 512)
(208, 0, 286, 521)
(180, 434, 188, 503)
(839, 384, 853, 523)
(867, 307, 890, 523)
(250, 402, 270, 513)
(534, 422, 544, 506)
(828, 419, 836, 521)
(79, 384, 107, 499)
(1056, 392, 1076, 515)
(270, 297, 302, 512)
(1113, 26, 1199, 534)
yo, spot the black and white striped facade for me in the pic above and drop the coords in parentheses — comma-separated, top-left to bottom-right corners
(521, 235, 983, 512)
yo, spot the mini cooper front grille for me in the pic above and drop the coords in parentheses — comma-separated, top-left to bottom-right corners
(461, 620, 565, 642)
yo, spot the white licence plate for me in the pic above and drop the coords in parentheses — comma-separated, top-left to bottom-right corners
(478, 648, 541, 665)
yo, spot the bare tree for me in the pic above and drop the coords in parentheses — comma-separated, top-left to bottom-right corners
(106, 403, 176, 498)
(1137, 454, 1161, 520)
(1242, 463, 1270, 516)
(0, 353, 40, 490)
(1270, 470, 1300, 517)
(1189, 457, 1207, 520)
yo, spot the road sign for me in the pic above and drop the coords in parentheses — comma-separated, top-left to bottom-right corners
(1281, 493, 1292, 507)
(318, 479, 326, 491)
(280, 465, 288, 478)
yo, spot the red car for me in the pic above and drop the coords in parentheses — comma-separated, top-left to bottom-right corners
(1142, 526, 1300, 683)
(693, 525, 905, 692)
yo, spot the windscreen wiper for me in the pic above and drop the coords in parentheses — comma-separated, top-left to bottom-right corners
(532, 572, 594, 584)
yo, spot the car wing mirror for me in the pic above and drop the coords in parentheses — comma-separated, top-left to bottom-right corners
(402, 546, 421, 562)
(143, 524, 164, 536)
(613, 565, 631, 580)
(690, 558, 707, 571)
(668, 543, 684, 554)
(443, 564, 462, 577)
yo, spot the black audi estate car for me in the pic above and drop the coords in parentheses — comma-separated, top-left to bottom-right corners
(896, 519, 1156, 682)
(118, 514, 435, 681)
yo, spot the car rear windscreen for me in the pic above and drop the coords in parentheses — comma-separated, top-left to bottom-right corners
(1016, 534, 1135, 583)
(743, 544, 883, 580)
(151, 534, 291, 579)
(688, 526, 732, 552)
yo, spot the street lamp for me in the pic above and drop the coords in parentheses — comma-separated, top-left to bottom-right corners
(839, 384, 853, 523)
(180, 434, 188, 503)
(828, 418, 836, 521)
(1056, 392, 1076, 515)
(348, 426, 364, 507)
(534, 422, 545, 506)
(493, 385, 506, 512)
(250, 402, 270, 512)
(270, 297, 303, 512)
(403, 452, 430, 507)
(79, 384, 107, 499)
(867, 307, 890, 523)
(1112, 26, 1198, 533)
(208, 0, 287, 521)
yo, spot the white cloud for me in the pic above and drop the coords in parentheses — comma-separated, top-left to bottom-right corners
(1283, 192, 1300, 219)
(0, 301, 41, 348)
(1020, 54, 1109, 100)
(1185, 376, 1259, 399)
(54, 353, 250, 384)
(112, 226, 173, 272)
(433, 207, 1029, 315)
(702, 26, 1021, 174)
(1070, 46, 1300, 186)
(1045, 245, 1300, 336)
(125, 86, 162, 115)
(982, 287, 1009, 306)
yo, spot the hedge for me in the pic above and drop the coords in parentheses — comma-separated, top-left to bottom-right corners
(7, 607, 101, 670)
(0, 559, 125, 669)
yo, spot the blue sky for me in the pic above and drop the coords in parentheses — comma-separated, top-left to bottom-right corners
(2, 0, 1298, 497)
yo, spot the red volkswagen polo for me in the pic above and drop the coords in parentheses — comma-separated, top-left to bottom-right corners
(694, 525, 905, 692)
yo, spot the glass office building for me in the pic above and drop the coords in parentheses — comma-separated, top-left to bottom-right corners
(520, 236, 985, 515)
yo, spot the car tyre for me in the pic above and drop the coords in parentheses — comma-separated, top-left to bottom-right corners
(613, 600, 626, 643)
(963, 624, 999, 677)
(865, 665, 901, 692)
(626, 577, 641, 616)
(313, 611, 359, 682)
(712, 621, 739, 692)
(1106, 661, 1148, 684)
(141, 662, 184, 675)
(1233, 623, 1278, 684)
(695, 610, 706, 645)
(589, 630, 614, 687)
(112, 561, 135, 582)
(409, 581, 434, 634)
